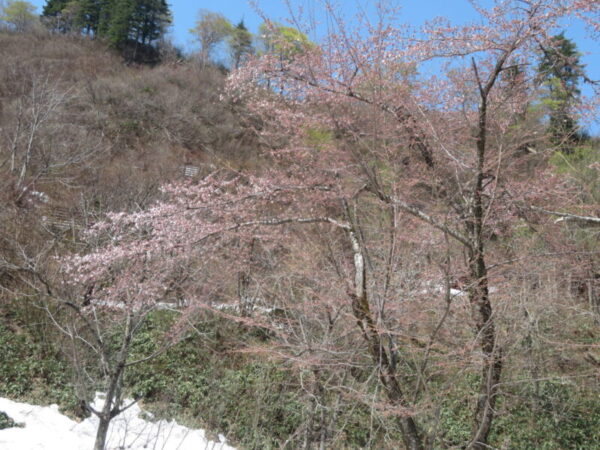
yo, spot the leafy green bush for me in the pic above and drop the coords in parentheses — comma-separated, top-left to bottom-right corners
(491, 381, 600, 450)
(0, 411, 21, 430)
(125, 314, 304, 448)
(0, 322, 79, 415)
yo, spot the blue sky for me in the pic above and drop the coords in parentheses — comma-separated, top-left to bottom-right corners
(27, 0, 598, 80)
(26, 0, 597, 62)
(26, 1, 598, 53)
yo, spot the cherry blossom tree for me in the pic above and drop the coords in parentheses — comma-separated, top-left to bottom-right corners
(62, 1, 600, 448)
(224, 1, 599, 447)
(60, 170, 348, 450)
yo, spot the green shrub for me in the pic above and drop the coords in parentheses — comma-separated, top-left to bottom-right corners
(0, 322, 79, 415)
(0, 411, 21, 430)
(491, 381, 600, 450)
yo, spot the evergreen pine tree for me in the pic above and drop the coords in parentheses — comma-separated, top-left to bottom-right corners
(75, 0, 101, 35)
(41, 0, 70, 32)
(41, 0, 170, 52)
(41, 0, 69, 17)
(104, 0, 170, 49)
(105, 0, 133, 47)
(229, 20, 253, 69)
(537, 33, 585, 151)
(129, 0, 170, 45)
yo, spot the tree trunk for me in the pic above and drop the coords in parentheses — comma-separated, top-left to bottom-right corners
(92, 314, 132, 450)
(466, 250, 502, 450)
(345, 222, 423, 450)
(92, 371, 122, 450)
(93, 416, 111, 450)
(465, 58, 507, 448)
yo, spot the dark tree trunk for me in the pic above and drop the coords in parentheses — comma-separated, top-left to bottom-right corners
(466, 250, 502, 449)
(91, 314, 132, 450)
(93, 417, 111, 450)
(346, 222, 423, 450)
(465, 59, 507, 447)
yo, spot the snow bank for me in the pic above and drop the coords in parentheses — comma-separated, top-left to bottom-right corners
(0, 393, 235, 450)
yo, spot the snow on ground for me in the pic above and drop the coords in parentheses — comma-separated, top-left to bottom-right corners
(0, 393, 235, 450)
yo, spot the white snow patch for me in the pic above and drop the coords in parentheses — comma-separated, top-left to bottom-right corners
(0, 393, 235, 450)
(419, 286, 467, 297)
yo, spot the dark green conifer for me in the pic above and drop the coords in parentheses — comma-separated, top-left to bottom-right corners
(537, 33, 585, 151)
(229, 20, 253, 69)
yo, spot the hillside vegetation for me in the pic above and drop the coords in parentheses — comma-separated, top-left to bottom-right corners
(1, 2, 600, 449)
